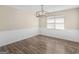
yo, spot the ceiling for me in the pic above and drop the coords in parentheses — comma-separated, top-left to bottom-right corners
(9, 5, 79, 12)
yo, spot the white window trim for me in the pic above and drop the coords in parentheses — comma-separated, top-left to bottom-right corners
(47, 16, 64, 30)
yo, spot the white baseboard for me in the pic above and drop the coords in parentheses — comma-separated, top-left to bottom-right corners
(39, 28, 79, 43)
(0, 28, 39, 47)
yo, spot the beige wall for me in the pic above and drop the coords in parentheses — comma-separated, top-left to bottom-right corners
(0, 6, 38, 31)
(0, 6, 79, 31)
(39, 16, 47, 28)
(39, 8, 79, 29)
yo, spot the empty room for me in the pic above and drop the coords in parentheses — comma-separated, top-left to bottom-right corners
(0, 5, 79, 54)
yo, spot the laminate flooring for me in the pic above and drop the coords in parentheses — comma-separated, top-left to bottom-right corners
(0, 35, 79, 54)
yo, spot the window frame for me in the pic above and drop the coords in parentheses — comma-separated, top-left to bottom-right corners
(47, 16, 64, 30)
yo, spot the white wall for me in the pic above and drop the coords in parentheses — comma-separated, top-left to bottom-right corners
(39, 8, 79, 43)
(0, 6, 39, 47)
(0, 28, 39, 47)
(40, 28, 79, 42)
(1, 27, 79, 47)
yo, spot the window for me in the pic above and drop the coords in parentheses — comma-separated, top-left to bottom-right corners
(47, 16, 64, 30)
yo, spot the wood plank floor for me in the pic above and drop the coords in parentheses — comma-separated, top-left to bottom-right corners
(0, 35, 79, 54)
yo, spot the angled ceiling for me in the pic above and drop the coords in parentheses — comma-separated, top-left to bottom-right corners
(9, 5, 79, 12)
